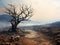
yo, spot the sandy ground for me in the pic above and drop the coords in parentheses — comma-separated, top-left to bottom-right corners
(24, 30, 55, 45)
(25, 30, 39, 38)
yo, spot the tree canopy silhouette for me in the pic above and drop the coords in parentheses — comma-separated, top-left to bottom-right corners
(5, 4, 33, 32)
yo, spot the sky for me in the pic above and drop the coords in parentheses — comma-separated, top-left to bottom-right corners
(0, 0, 60, 23)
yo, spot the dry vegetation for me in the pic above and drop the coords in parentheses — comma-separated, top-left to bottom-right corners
(0, 29, 56, 45)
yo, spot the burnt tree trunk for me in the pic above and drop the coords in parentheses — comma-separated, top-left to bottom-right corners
(11, 24, 17, 32)
(11, 20, 19, 32)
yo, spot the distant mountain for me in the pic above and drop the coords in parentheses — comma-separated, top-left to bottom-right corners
(50, 21, 60, 27)
(40, 21, 60, 28)
(0, 14, 12, 22)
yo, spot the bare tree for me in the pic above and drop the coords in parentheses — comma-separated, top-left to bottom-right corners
(5, 4, 33, 32)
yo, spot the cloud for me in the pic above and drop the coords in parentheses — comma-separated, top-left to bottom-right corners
(24, 0, 60, 21)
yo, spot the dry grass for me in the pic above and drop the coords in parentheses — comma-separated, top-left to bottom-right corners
(0, 29, 57, 45)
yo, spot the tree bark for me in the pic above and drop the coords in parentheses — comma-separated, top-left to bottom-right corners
(11, 24, 17, 32)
